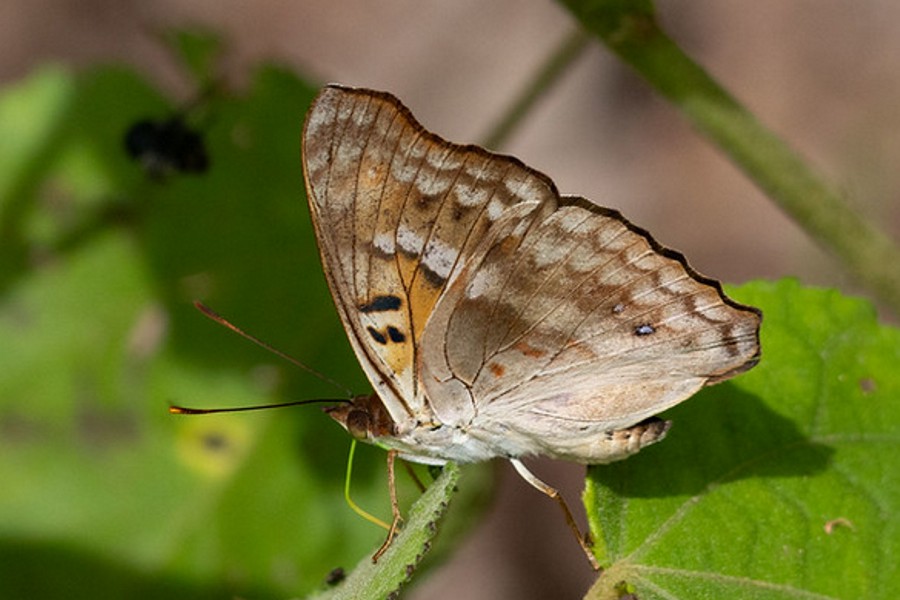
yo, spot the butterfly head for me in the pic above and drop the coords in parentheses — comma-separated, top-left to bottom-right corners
(324, 394, 396, 441)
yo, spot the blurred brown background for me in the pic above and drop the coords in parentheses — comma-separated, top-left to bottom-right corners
(3, 1, 898, 598)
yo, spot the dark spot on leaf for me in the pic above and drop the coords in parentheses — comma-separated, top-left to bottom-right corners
(859, 378, 876, 394)
(324, 567, 345, 586)
(614, 580, 639, 599)
(202, 431, 229, 452)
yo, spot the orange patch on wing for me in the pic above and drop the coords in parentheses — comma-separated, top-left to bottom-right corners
(408, 275, 443, 341)
(498, 235, 520, 255)
(488, 362, 505, 378)
(515, 340, 546, 358)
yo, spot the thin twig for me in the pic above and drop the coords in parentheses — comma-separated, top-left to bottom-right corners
(481, 28, 592, 150)
(560, 0, 900, 315)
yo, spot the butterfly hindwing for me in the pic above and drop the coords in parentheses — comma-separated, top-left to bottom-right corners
(420, 196, 760, 460)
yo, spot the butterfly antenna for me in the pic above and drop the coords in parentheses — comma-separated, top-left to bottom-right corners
(193, 301, 354, 397)
(169, 398, 350, 415)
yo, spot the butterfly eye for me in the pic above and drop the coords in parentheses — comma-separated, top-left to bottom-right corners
(345, 409, 371, 440)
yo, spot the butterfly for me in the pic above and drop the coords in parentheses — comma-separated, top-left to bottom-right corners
(302, 84, 761, 568)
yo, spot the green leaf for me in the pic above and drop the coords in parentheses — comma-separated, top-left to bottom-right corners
(584, 279, 899, 599)
(311, 462, 460, 600)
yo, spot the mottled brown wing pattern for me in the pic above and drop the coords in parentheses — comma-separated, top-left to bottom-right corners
(302, 85, 559, 421)
(419, 196, 760, 454)
(303, 85, 761, 569)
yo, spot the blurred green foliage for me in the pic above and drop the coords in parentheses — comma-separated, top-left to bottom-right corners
(0, 57, 433, 598)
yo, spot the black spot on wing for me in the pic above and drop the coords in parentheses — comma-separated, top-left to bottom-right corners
(359, 295, 403, 313)
(387, 326, 406, 343)
(366, 325, 406, 344)
(420, 263, 448, 288)
(634, 323, 655, 336)
(367, 326, 388, 345)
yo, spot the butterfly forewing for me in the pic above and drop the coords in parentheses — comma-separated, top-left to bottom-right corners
(304, 90, 412, 415)
(303, 86, 562, 425)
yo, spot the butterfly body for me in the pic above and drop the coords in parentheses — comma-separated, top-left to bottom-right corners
(303, 85, 760, 471)
(328, 392, 673, 467)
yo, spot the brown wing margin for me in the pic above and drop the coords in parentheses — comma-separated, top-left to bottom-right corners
(557, 195, 761, 381)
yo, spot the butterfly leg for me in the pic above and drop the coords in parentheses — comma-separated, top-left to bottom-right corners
(402, 460, 427, 493)
(509, 458, 601, 571)
(373, 450, 404, 562)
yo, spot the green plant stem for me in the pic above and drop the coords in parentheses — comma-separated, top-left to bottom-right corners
(559, 0, 900, 315)
(313, 462, 461, 600)
(481, 28, 592, 150)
